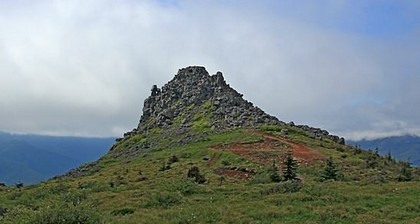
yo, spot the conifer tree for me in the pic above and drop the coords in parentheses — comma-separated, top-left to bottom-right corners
(321, 157, 340, 181)
(282, 150, 299, 181)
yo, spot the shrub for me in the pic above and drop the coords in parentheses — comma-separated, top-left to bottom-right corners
(169, 155, 179, 163)
(260, 181, 303, 195)
(260, 125, 282, 132)
(62, 190, 87, 206)
(109, 175, 127, 188)
(221, 159, 231, 166)
(159, 163, 171, 171)
(0, 205, 34, 223)
(178, 179, 200, 196)
(397, 166, 412, 182)
(145, 193, 181, 209)
(49, 183, 70, 194)
(187, 166, 206, 184)
(365, 153, 378, 168)
(250, 173, 272, 184)
(30, 204, 101, 224)
(111, 208, 135, 216)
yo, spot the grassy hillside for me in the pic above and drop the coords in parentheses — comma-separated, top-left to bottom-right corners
(0, 126, 419, 223)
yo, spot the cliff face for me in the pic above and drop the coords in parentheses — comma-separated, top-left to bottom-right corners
(136, 66, 282, 133)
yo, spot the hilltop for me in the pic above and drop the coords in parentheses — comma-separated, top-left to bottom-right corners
(0, 66, 419, 223)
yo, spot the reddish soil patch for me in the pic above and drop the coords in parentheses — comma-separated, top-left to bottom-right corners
(212, 132, 323, 168)
(264, 134, 324, 165)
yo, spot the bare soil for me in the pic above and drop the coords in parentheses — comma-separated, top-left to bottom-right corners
(212, 131, 324, 170)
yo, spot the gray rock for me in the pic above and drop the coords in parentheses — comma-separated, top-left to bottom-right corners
(162, 109, 173, 119)
(338, 137, 346, 145)
(124, 66, 346, 148)
(137, 66, 280, 132)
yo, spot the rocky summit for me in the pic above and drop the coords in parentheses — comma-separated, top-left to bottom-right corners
(136, 66, 282, 132)
(124, 66, 344, 145)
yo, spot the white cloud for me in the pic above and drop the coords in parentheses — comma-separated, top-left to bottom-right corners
(0, 0, 418, 139)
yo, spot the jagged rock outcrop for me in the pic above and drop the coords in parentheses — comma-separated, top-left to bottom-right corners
(135, 66, 283, 134)
(122, 66, 344, 145)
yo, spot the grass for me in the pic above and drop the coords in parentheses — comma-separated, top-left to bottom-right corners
(0, 128, 419, 223)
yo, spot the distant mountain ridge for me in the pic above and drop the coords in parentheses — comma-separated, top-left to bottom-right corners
(0, 132, 114, 185)
(349, 135, 420, 166)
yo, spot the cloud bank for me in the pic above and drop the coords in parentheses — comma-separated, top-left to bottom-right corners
(0, 0, 419, 140)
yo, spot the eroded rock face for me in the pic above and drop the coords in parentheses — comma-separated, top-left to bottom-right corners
(126, 66, 344, 145)
(136, 66, 283, 133)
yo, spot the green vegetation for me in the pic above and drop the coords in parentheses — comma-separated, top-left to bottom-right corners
(269, 160, 281, 182)
(187, 166, 206, 184)
(321, 157, 341, 181)
(283, 150, 299, 181)
(192, 112, 211, 133)
(0, 126, 419, 223)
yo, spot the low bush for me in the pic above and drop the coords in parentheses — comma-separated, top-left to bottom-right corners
(260, 181, 303, 195)
(187, 166, 206, 184)
(111, 208, 135, 216)
(145, 193, 181, 209)
(169, 155, 179, 163)
(159, 163, 171, 171)
(30, 204, 101, 224)
(178, 179, 200, 196)
(62, 190, 87, 206)
(260, 125, 282, 132)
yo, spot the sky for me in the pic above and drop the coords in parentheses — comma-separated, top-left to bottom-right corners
(0, 0, 419, 140)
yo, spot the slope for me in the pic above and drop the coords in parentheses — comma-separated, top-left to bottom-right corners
(0, 66, 419, 223)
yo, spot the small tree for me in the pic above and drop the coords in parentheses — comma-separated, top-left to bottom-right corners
(269, 160, 281, 182)
(321, 157, 340, 181)
(282, 151, 299, 181)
